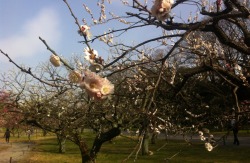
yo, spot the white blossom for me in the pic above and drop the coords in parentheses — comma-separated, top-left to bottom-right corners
(205, 142, 213, 152)
(84, 47, 98, 64)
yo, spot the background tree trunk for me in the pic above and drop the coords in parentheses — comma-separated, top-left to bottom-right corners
(42, 129, 47, 136)
(56, 133, 66, 153)
(142, 131, 149, 155)
(151, 133, 157, 144)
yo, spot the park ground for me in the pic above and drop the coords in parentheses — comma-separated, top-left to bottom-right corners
(0, 130, 250, 162)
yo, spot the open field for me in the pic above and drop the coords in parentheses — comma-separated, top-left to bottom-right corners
(1, 130, 250, 163)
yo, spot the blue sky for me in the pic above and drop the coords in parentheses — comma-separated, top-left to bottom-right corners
(0, 0, 93, 74)
(0, 0, 195, 75)
(0, 0, 137, 74)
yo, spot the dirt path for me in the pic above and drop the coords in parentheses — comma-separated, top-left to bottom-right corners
(0, 141, 34, 163)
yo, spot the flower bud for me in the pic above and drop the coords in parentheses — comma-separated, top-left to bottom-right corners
(68, 70, 82, 83)
(50, 54, 61, 67)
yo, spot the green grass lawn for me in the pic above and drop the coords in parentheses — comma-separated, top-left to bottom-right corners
(15, 131, 250, 163)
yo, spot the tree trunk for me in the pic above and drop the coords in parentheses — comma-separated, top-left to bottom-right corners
(79, 141, 93, 163)
(17, 128, 21, 138)
(220, 121, 224, 132)
(142, 131, 149, 155)
(233, 122, 240, 145)
(56, 133, 66, 153)
(90, 127, 121, 160)
(42, 129, 47, 136)
(151, 133, 157, 144)
(11, 128, 15, 137)
(72, 133, 94, 163)
(164, 129, 169, 141)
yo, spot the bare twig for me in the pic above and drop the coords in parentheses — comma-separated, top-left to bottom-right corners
(164, 150, 182, 162)
(0, 49, 58, 87)
(122, 136, 143, 162)
(104, 34, 183, 68)
(134, 135, 144, 161)
(39, 37, 74, 71)
(156, 142, 168, 151)
(63, 0, 92, 50)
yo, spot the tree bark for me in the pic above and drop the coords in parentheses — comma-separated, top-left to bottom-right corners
(71, 133, 94, 163)
(79, 141, 93, 163)
(151, 133, 157, 144)
(56, 133, 66, 153)
(90, 127, 121, 160)
(42, 129, 47, 136)
(142, 131, 149, 155)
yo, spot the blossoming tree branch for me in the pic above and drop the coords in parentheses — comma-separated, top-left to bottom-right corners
(0, 0, 249, 162)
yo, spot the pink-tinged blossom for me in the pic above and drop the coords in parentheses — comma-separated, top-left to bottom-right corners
(80, 25, 90, 33)
(216, 0, 222, 10)
(151, 0, 174, 21)
(79, 70, 114, 100)
(50, 54, 61, 67)
(78, 25, 92, 40)
(81, 71, 103, 91)
(0, 90, 11, 102)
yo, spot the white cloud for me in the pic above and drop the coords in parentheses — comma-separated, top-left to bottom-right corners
(0, 7, 61, 62)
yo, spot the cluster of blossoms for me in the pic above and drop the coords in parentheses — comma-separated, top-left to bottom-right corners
(0, 90, 10, 101)
(198, 131, 216, 152)
(186, 33, 248, 86)
(169, 62, 176, 85)
(99, 31, 114, 44)
(49, 51, 114, 100)
(187, 12, 199, 22)
(79, 26, 114, 100)
(225, 63, 249, 86)
(84, 47, 104, 72)
(201, 0, 223, 12)
(151, 0, 174, 21)
(233, 64, 249, 86)
(149, 123, 161, 135)
(97, 1, 106, 22)
(109, 12, 130, 24)
(49, 29, 114, 100)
